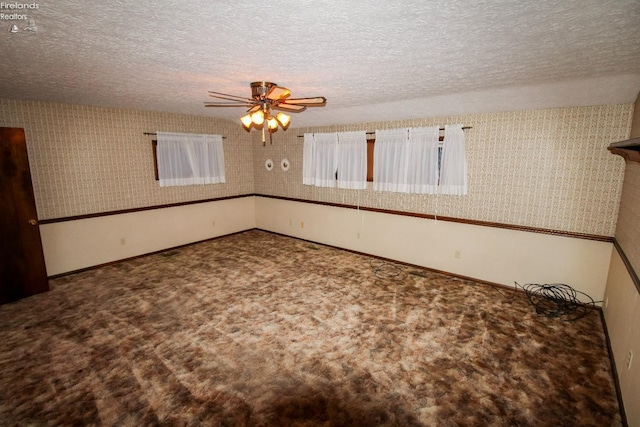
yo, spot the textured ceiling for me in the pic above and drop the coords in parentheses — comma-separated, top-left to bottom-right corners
(1, 0, 640, 127)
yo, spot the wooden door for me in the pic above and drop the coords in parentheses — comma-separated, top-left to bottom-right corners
(0, 127, 49, 304)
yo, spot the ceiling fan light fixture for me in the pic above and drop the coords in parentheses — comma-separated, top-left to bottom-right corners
(207, 81, 325, 142)
(240, 114, 253, 130)
(267, 116, 279, 130)
(276, 112, 291, 129)
(251, 110, 265, 125)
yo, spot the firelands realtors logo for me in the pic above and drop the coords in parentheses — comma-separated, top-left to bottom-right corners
(1, 2, 39, 33)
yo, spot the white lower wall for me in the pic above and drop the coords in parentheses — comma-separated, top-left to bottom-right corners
(255, 197, 613, 301)
(603, 249, 640, 427)
(40, 196, 256, 276)
(44, 194, 612, 298)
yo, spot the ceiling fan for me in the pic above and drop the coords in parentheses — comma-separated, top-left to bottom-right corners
(204, 81, 326, 145)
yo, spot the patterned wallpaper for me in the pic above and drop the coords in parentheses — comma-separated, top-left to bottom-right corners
(0, 98, 632, 237)
(0, 99, 254, 220)
(615, 161, 640, 274)
(253, 104, 633, 237)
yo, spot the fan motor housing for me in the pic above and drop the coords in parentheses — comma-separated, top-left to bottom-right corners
(250, 82, 277, 100)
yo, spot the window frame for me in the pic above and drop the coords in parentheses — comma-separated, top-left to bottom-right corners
(152, 140, 159, 180)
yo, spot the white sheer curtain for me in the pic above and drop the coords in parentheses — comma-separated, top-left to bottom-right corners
(439, 124, 467, 195)
(336, 131, 367, 189)
(407, 127, 440, 194)
(373, 128, 409, 192)
(156, 132, 225, 187)
(302, 133, 316, 186)
(373, 127, 439, 194)
(303, 132, 338, 187)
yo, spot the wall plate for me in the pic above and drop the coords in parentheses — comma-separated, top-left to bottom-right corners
(281, 158, 290, 171)
(265, 159, 274, 171)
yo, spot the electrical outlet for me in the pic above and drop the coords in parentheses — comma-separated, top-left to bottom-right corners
(300, 221, 304, 229)
(627, 350, 633, 370)
(357, 232, 360, 239)
(212, 220, 216, 227)
(120, 238, 126, 246)
(454, 250, 461, 259)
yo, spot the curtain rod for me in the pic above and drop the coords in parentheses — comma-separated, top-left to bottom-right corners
(296, 126, 471, 137)
(144, 132, 226, 139)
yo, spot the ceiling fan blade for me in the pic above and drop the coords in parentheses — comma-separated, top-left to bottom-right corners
(266, 86, 291, 101)
(204, 102, 255, 107)
(247, 104, 261, 114)
(273, 103, 307, 112)
(282, 96, 327, 106)
(208, 92, 254, 103)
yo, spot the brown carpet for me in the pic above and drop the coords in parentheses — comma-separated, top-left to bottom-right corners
(0, 230, 621, 426)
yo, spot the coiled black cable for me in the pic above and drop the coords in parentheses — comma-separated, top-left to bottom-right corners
(369, 259, 407, 281)
(515, 282, 597, 321)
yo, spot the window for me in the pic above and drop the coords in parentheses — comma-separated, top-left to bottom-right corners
(372, 127, 440, 194)
(438, 124, 467, 195)
(336, 131, 367, 190)
(303, 131, 367, 189)
(303, 126, 466, 194)
(366, 135, 445, 182)
(155, 132, 225, 187)
(368, 124, 466, 195)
